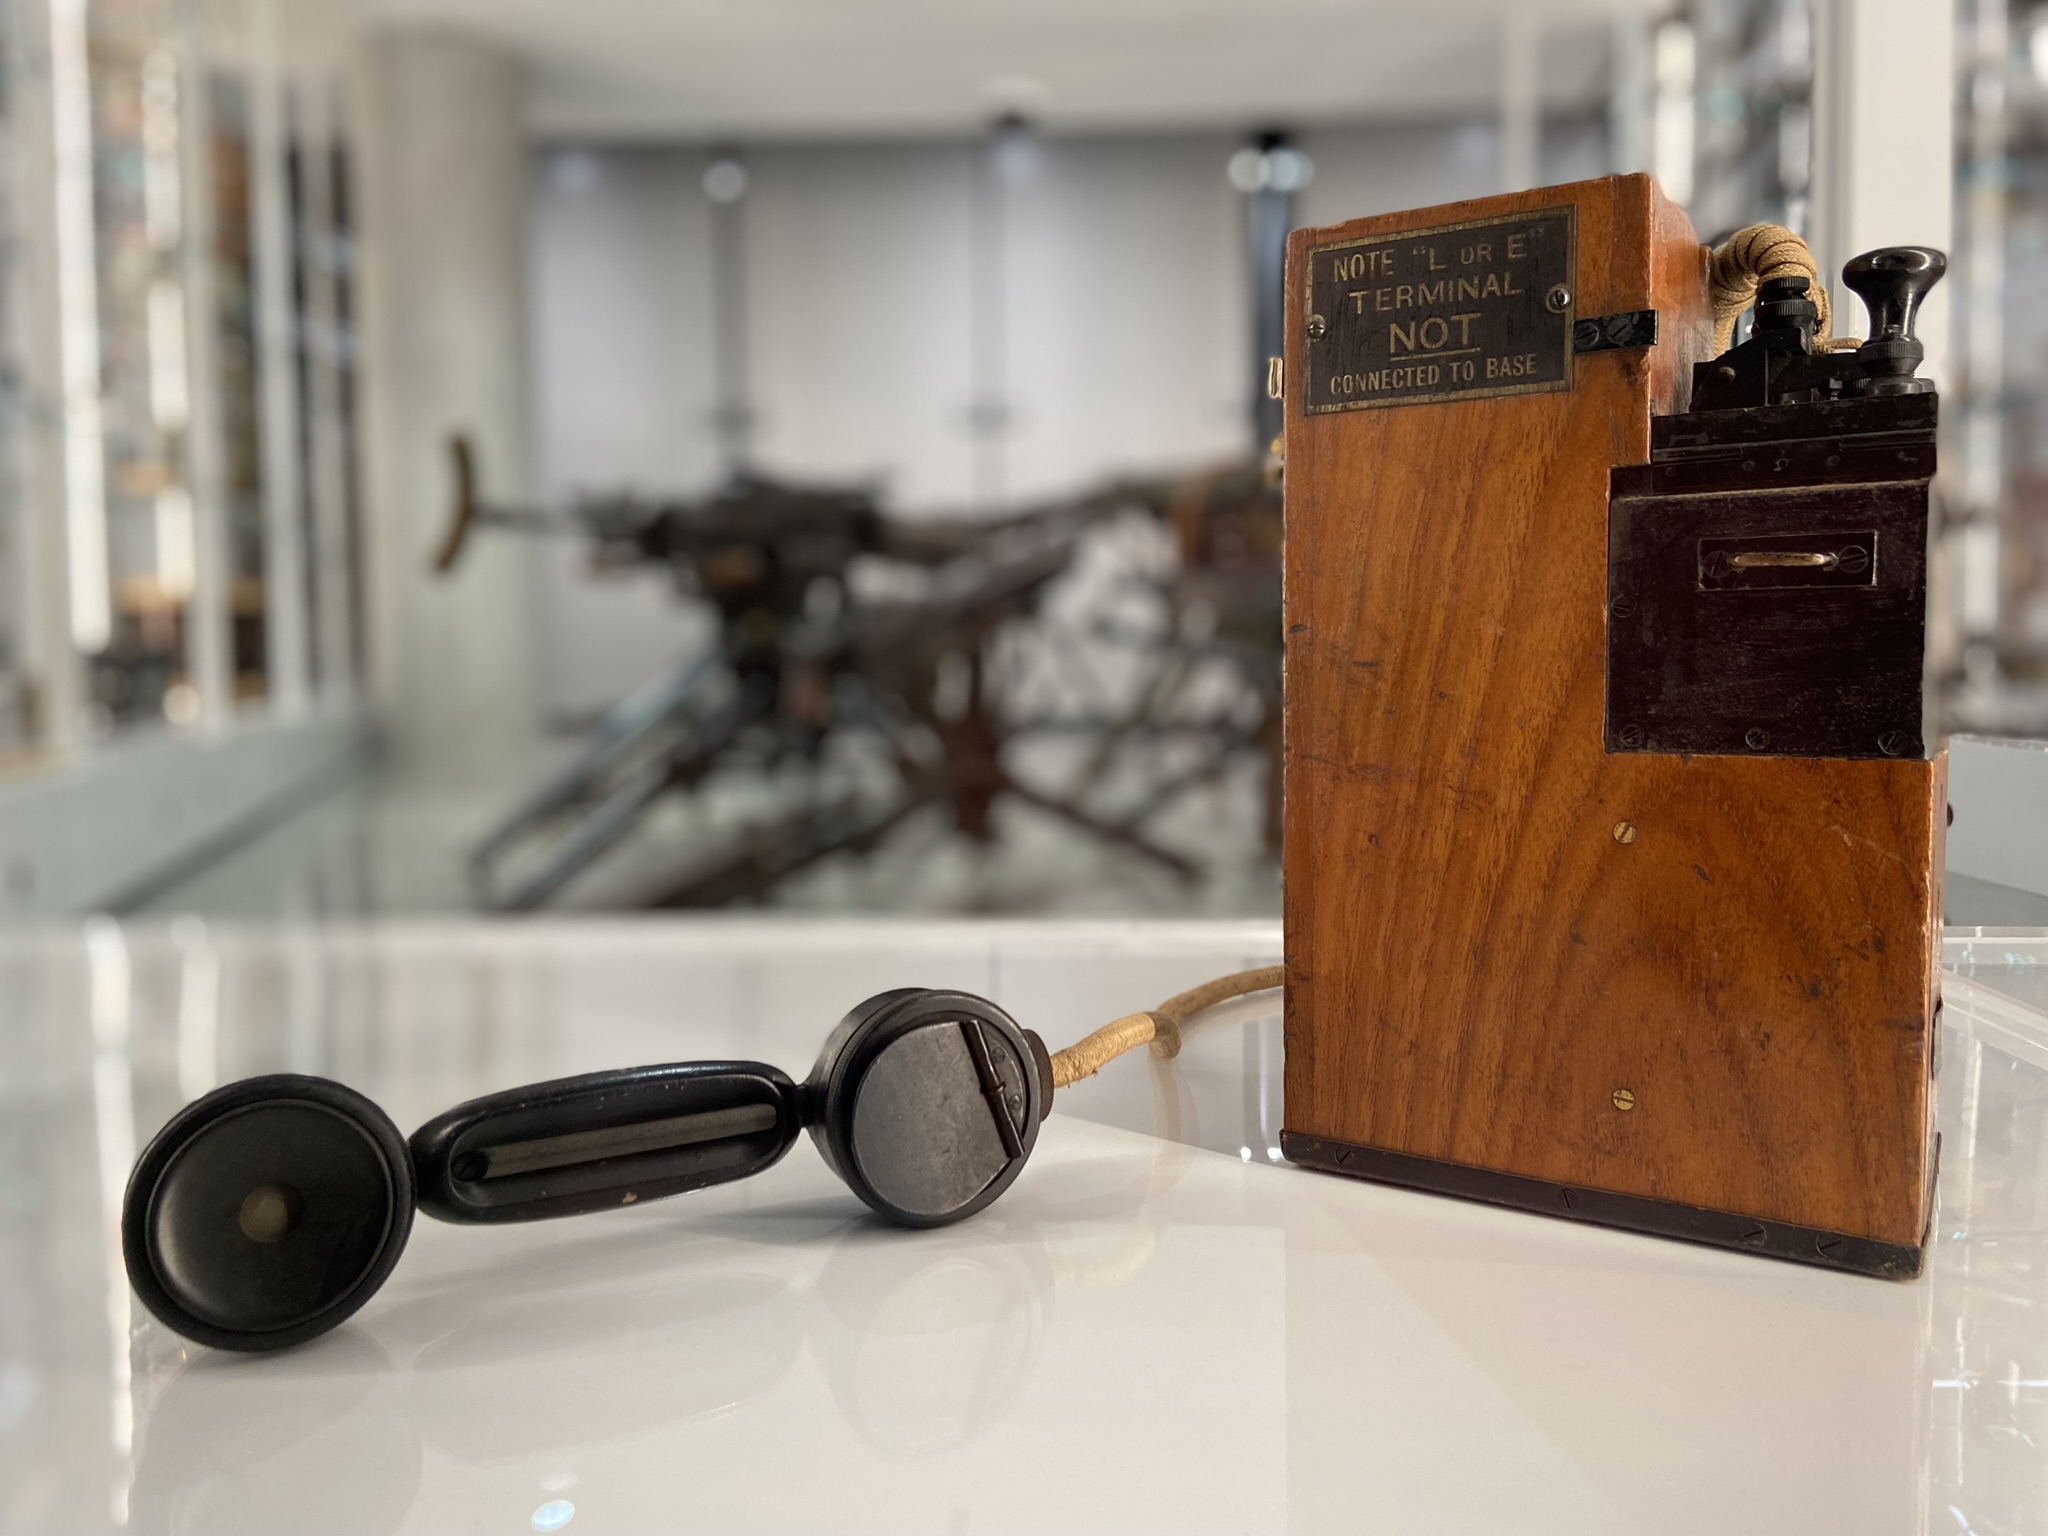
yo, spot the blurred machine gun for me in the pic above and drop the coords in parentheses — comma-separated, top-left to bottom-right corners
(433, 438, 1280, 910)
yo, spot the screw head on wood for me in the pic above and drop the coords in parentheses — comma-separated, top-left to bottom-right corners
(1546, 284, 1571, 313)
(1306, 314, 1327, 339)
(1612, 821, 1638, 844)
(1611, 1088, 1636, 1111)
(1744, 727, 1771, 750)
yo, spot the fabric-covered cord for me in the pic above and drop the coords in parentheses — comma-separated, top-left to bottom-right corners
(1709, 224, 1842, 355)
(1048, 965, 1285, 1089)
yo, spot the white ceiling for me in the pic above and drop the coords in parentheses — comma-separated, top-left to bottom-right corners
(360, 0, 1653, 141)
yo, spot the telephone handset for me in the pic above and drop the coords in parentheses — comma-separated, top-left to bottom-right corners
(123, 971, 1279, 1352)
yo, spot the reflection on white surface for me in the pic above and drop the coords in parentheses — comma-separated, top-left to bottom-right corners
(531, 1499, 574, 1531)
(170, 918, 219, 1102)
(83, 917, 136, 1526)
(2, 920, 2046, 1532)
(129, 1332, 416, 1535)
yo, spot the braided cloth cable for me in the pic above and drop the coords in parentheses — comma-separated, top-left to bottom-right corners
(1048, 966, 1285, 1089)
(1709, 224, 1846, 354)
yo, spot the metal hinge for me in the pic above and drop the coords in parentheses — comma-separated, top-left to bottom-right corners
(1574, 310, 1659, 353)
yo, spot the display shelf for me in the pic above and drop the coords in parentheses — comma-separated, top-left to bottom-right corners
(2, 918, 2043, 1533)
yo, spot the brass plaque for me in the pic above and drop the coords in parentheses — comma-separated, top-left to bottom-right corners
(1303, 207, 1576, 413)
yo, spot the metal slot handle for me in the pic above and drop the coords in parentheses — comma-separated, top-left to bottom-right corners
(1726, 550, 1837, 571)
(1695, 530, 1877, 592)
(468, 1103, 780, 1180)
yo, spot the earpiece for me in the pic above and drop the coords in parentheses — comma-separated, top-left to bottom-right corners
(122, 1075, 416, 1353)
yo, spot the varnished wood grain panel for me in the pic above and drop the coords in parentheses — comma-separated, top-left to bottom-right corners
(1281, 174, 1940, 1247)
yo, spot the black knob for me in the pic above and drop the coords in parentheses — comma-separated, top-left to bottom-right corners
(1753, 274, 1819, 351)
(1844, 246, 1945, 341)
(1843, 246, 1945, 395)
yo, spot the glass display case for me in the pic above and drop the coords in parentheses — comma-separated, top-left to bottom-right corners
(83, 0, 199, 730)
(1952, 0, 2048, 731)
(0, 2, 32, 758)
(208, 73, 267, 703)
(0, 0, 363, 753)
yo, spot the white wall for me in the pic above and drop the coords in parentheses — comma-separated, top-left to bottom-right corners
(1811, 0, 1955, 387)
(526, 149, 719, 722)
(355, 30, 540, 762)
(993, 134, 1250, 500)
(1298, 120, 1509, 231)
(527, 118, 1569, 721)
(1948, 736, 2048, 901)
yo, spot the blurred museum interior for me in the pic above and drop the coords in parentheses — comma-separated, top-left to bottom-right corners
(0, 0, 2042, 921)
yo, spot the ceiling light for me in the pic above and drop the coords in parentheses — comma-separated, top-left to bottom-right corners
(704, 158, 748, 205)
(1227, 146, 1313, 194)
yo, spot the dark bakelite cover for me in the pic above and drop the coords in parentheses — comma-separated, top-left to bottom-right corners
(123, 1074, 415, 1352)
(410, 1060, 803, 1223)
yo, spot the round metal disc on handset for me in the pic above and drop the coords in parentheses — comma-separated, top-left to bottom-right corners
(122, 1075, 415, 1353)
(807, 990, 1053, 1227)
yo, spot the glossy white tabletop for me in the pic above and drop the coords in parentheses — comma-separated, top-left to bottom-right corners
(3, 920, 2046, 1535)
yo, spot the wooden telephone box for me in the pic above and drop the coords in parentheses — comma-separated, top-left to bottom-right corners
(1279, 175, 1944, 1277)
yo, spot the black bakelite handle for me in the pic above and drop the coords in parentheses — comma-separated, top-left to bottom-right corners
(411, 1060, 803, 1223)
(1843, 246, 1946, 343)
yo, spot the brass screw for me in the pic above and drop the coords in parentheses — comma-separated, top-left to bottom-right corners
(1546, 284, 1572, 313)
(1612, 1088, 1636, 1111)
(1306, 314, 1327, 339)
(1612, 821, 1638, 844)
